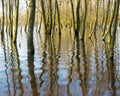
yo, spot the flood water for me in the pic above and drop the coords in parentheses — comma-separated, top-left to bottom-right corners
(0, 26, 120, 96)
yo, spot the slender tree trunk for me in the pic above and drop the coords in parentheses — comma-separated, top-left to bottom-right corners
(70, 0, 75, 32)
(81, 0, 87, 40)
(110, 0, 119, 59)
(102, 0, 105, 26)
(24, 1, 29, 32)
(40, 0, 47, 33)
(89, 0, 99, 39)
(76, 0, 80, 34)
(102, 0, 116, 40)
(8, 0, 12, 37)
(48, 0, 52, 34)
(102, 0, 110, 36)
(27, 0, 36, 54)
(12, 0, 19, 43)
(55, 0, 61, 35)
(5, 1, 8, 32)
(1, 0, 4, 33)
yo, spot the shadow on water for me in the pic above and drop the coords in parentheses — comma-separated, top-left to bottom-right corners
(0, 27, 120, 96)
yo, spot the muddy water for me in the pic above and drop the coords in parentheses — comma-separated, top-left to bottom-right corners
(0, 27, 120, 96)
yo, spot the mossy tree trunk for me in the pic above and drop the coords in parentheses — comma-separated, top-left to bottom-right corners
(27, 0, 36, 54)
(12, 0, 19, 43)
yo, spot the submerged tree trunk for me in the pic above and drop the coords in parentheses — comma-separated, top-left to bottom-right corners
(27, 0, 36, 54)
(12, 0, 19, 43)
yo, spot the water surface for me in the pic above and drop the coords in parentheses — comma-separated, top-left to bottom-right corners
(0, 27, 120, 96)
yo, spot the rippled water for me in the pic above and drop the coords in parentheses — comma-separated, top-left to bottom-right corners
(0, 27, 120, 96)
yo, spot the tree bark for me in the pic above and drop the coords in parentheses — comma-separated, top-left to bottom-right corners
(27, 0, 36, 54)
(12, 0, 19, 43)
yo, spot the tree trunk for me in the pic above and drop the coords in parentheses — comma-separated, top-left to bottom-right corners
(12, 0, 19, 43)
(1, 0, 4, 33)
(40, 0, 47, 33)
(76, 0, 80, 34)
(27, 0, 36, 54)
(102, 0, 110, 36)
(70, 0, 75, 32)
(81, 0, 87, 40)
(8, 0, 12, 37)
(55, 0, 61, 35)
(48, 0, 52, 34)
(89, 0, 99, 39)
(110, 0, 119, 59)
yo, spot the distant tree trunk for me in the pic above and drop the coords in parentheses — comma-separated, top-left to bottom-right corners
(12, 0, 19, 43)
(81, 0, 87, 40)
(40, 0, 47, 33)
(27, 0, 36, 54)
(70, 0, 75, 32)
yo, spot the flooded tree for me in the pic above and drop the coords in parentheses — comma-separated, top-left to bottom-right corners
(27, 0, 36, 54)
(89, 0, 99, 39)
(110, 0, 119, 59)
(40, 0, 47, 33)
(8, 0, 13, 37)
(70, 0, 81, 34)
(1, 0, 4, 33)
(0, 0, 120, 96)
(12, 0, 19, 43)
(81, 0, 87, 40)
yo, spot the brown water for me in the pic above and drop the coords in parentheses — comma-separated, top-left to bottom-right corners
(0, 27, 120, 96)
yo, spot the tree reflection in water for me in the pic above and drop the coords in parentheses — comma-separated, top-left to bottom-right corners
(0, 27, 120, 96)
